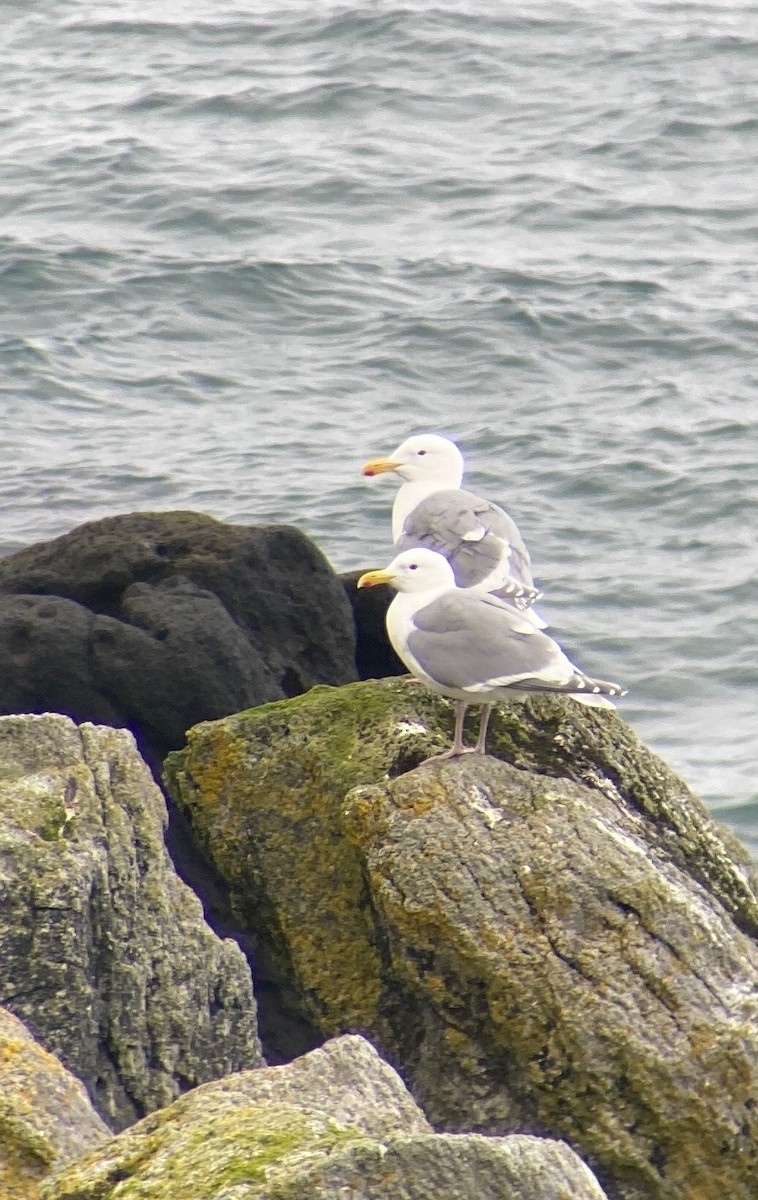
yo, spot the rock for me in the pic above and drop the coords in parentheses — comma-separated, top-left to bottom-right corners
(0, 1006, 108, 1200)
(42, 1034, 609, 1200)
(0, 713, 262, 1131)
(164, 678, 758, 1200)
(0, 512, 358, 771)
(341, 569, 405, 679)
(259, 1132, 609, 1200)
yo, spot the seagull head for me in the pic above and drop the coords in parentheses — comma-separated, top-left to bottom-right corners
(357, 548, 456, 593)
(361, 433, 464, 486)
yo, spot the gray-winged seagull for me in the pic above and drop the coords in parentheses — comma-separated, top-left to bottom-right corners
(357, 548, 625, 761)
(362, 432, 543, 620)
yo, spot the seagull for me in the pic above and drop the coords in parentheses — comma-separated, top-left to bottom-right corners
(357, 548, 625, 761)
(362, 432, 543, 619)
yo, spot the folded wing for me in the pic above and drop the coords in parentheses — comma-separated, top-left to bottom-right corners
(407, 591, 623, 699)
(398, 488, 534, 592)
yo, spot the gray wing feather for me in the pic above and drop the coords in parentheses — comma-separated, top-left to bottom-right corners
(398, 488, 534, 589)
(470, 494, 533, 585)
(407, 592, 558, 689)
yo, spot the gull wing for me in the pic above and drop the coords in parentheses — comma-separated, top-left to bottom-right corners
(398, 488, 534, 590)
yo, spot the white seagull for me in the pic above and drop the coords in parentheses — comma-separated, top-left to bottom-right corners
(357, 548, 625, 761)
(362, 432, 543, 619)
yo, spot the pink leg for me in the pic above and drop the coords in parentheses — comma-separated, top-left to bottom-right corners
(421, 701, 477, 764)
(473, 704, 493, 755)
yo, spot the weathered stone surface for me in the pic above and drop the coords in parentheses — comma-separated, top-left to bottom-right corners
(0, 512, 357, 771)
(0, 1006, 108, 1200)
(42, 1034, 608, 1200)
(263, 1132, 609, 1200)
(165, 678, 758, 1200)
(204, 1032, 432, 1139)
(0, 713, 262, 1131)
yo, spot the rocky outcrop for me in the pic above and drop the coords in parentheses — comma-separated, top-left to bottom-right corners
(0, 713, 262, 1131)
(0, 512, 357, 773)
(42, 1034, 609, 1200)
(0, 1006, 108, 1200)
(165, 678, 758, 1200)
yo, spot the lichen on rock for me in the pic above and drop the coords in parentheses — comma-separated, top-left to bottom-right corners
(165, 678, 758, 1200)
(163, 680, 454, 1037)
(0, 713, 262, 1131)
(0, 1006, 107, 1200)
(44, 1100, 368, 1200)
(41, 1035, 609, 1200)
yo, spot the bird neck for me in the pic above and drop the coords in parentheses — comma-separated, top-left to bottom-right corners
(392, 475, 460, 541)
(387, 584, 451, 653)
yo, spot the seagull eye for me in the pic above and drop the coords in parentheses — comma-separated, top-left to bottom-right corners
(416, 449, 426, 456)
(409, 563, 418, 570)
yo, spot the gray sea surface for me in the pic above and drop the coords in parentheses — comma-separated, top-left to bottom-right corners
(1, 2, 757, 852)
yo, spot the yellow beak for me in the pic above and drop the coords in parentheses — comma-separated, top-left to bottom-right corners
(361, 457, 400, 477)
(357, 568, 395, 589)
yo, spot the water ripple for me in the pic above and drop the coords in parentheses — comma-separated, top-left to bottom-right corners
(0, 0, 756, 852)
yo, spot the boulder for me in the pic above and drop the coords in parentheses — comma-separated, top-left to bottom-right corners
(341, 569, 405, 679)
(42, 1034, 608, 1200)
(0, 713, 262, 1131)
(165, 678, 758, 1200)
(0, 1006, 107, 1200)
(0, 512, 358, 772)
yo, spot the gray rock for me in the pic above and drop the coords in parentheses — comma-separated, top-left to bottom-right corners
(0, 713, 262, 1131)
(341, 568, 405, 680)
(205, 1032, 432, 1140)
(42, 1034, 608, 1200)
(165, 678, 758, 1200)
(348, 754, 758, 1189)
(275, 1132, 609, 1199)
(0, 1005, 108, 1200)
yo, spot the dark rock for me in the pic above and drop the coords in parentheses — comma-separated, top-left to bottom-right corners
(165, 678, 758, 1200)
(341, 568, 405, 679)
(0, 594, 122, 724)
(90, 578, 273, 749)
(0, 713, 263, 1132)
(0, 512, 358, 770)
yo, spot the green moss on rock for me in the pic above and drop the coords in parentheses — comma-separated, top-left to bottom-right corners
(164, 680, 460, 1032)
(42, 1101, 368, 1200)
(164, 679, 758, 1200)
(42, 1036, 611, 1200)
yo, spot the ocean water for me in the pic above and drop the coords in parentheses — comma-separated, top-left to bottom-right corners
(1, 2, 756, 853)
